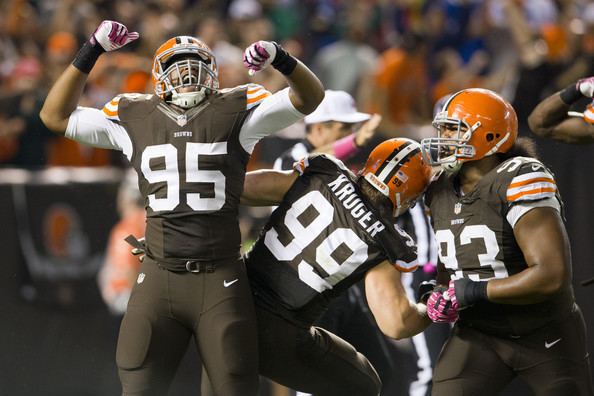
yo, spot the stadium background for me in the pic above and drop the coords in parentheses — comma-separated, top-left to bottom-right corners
(1, 0, 593, 395)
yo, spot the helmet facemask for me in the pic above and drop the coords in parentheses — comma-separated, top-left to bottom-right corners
(421, 110, 480, 174)
(421, 88, 518, 174)
(153, 43, 219, 109)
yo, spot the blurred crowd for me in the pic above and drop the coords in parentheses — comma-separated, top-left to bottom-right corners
(2, 0, 594, 170)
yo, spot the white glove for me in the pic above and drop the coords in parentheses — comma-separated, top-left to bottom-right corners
(243, 41, 277, 75)
(578, 77, 594, 98)
(91, 20, 139, 52)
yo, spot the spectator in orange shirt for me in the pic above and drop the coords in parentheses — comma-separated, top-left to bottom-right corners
(370, 32, 431, 136)
(97, 170, 145, 315)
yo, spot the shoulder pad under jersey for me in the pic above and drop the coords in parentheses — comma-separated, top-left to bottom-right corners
(293, 154, 350, 176)
(494, 156, 558, 205)
(101, 93, 156, 122)
(221, 83, 271, 110)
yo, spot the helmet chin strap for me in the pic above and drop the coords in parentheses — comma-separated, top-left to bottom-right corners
(170, 90, 207, 109)
(442, 159, 462, 174)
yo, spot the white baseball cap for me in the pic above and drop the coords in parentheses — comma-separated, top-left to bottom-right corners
(304, 90, 371, 125)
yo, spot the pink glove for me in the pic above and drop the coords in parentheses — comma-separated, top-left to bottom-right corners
(426, 287, 459, 323)
(91, 20, 139, 52)
(243, 41, 277, 75)
(577, 77, 594, 98)
(446, 279, 462, 310)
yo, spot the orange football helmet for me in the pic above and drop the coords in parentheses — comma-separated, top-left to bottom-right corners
(421, 88, 518, 173)
(152, 36, 218, 108)
(361, 138, 432, 217)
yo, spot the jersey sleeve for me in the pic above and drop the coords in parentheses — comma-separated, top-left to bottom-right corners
(498, 159, 562, 227)
(65, 96, 133, 160)
(239, 86, 306, 154)
(505, 164, 557, 204)
(245, 83, 272, 110)
(102, 96, 122, 121)
(389, 224, 419, 272)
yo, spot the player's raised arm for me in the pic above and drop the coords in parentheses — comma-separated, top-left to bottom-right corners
(528, 77, 594, 144)
(243, 41, 324, 114)
(40, 21, 138, 134)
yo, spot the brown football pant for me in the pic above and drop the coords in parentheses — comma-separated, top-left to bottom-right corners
(432, 305, 593, 396)
(116, 256, 259, 396)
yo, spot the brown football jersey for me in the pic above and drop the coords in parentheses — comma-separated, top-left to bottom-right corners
(110, 88, 253, 261)
(425, 156, 575, 336)
(246, 154, 418, 325)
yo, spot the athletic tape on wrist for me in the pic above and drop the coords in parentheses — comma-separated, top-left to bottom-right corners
(72, 40, 105, 74)
(271, 43, 297, 75)
(560, 83, 583, 105)
(463, 280, 488, 306)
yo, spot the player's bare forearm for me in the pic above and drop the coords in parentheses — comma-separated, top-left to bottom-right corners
(286, 61, 324, 115)
(241, 169, 298, 206)
(529, 78, 594, 144)
(382, 300, 431, 340)
(527, 92, 568, 136)
(40, 65, 88, 134)
(526, 92, 587, 143)
(41, 21, 138, 135)
(365, 262, 431, 340)
(287, 61, 324, 114)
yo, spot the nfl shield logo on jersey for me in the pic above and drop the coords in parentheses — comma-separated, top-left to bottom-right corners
(137, 273, 146, 284)
(454, 202, 462, 214)
(177, 114, 187, 126)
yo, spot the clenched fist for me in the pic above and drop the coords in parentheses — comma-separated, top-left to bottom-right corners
(91, 20, 139, 52)
(243, 41, 277, 75)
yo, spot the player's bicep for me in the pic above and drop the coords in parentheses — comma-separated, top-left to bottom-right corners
(513, 206, 570, 287)
(241, 169, 298, 206)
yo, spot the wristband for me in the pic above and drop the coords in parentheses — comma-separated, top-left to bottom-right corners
(332, 133, 358, 160)
(72, 40, 105, 74)
(271, 43, 297, 75)
(559, 83, 582, 105)
(461, 280, 488, 306)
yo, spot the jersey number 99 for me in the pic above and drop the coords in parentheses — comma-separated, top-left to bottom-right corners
(264, 191, 369, 293)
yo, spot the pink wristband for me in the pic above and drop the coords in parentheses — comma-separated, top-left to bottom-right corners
(332, 133, 358, 160)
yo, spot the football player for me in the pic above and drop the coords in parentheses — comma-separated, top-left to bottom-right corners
(421, 88, 594, 395)
(528, 76, 594, 144)
(39, 20, 324, 396)
(229, 138, 433, 396)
